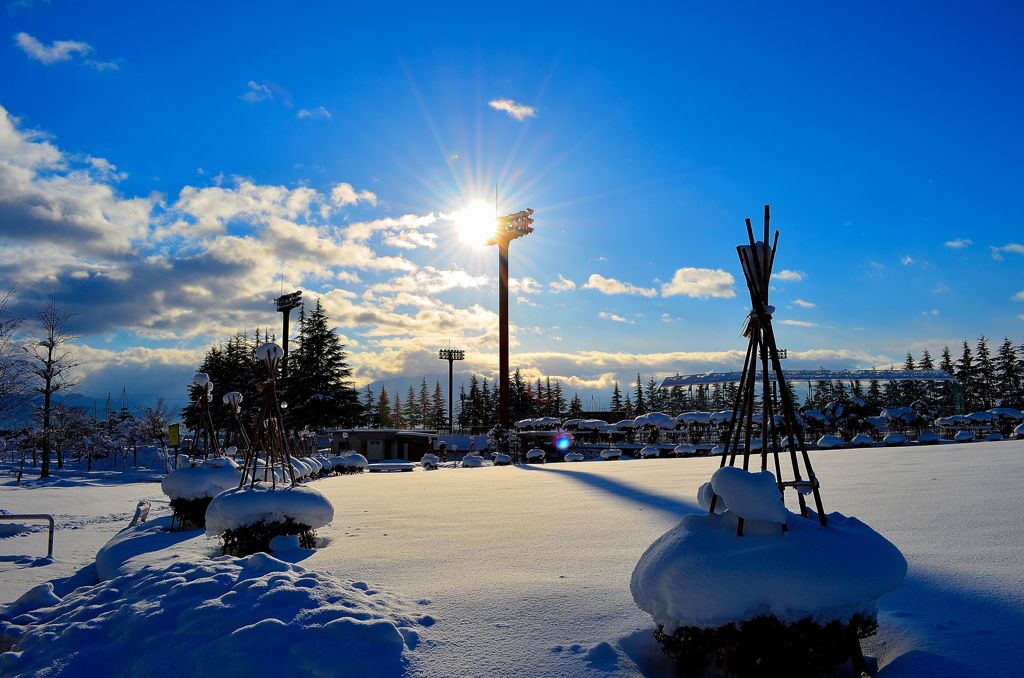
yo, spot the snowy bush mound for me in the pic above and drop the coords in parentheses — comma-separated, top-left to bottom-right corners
(954, 430, 975, 442)
(205, 484, 333, 536)
(850, 434, 873, 448)
(599, 448, 621, 460)
(816, 434, 844, 449)
(631, 480, 906, 632)
(421, 453, 440, 469)
(493, 453, 512, 465)
(525, 448, 546, 462)
(883, 433, 908, 446)
(1015, 423, 1024, 439)
(563, 451, 585, 462)
(673, 444, 698, 457)
(461, 454, 483, 468)
(0, 554, 424, 677)
(161, 461, 238, 502)
(917, 431, 940, 445)
(640, 446, 661, 458)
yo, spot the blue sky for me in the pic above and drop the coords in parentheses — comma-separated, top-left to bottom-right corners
(1, 1, 1023, 411)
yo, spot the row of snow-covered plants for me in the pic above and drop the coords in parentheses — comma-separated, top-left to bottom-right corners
(515, 400, 1024, 451)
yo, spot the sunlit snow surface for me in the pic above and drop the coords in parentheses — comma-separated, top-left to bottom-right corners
(2, 440, 1024, 676)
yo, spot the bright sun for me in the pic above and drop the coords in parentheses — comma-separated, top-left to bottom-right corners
(452, 200, 496, 246)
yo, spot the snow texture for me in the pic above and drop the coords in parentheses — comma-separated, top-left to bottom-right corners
(1, 554, 420, 677)
(205, 484, 333, 535)
(709, 467, 787, 524)
(160, 461, 239, 502)
(631, 505, 907, 632)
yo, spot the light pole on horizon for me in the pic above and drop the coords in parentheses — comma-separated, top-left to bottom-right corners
(486, 208, 535, 452)
(438, 348, 465, 434)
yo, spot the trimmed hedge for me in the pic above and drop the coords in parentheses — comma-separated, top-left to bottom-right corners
(219, 517, 318, 557)
(169, 497, 213, 530)
(654, 613, 877, 677)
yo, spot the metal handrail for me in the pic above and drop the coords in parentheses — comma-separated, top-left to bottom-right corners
(0, 514, 55, 559)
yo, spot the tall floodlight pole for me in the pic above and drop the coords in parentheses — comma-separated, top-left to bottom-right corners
(274, 291, 303, 381)
(438, 348, 465, 433)
(487, 209, 535, 446)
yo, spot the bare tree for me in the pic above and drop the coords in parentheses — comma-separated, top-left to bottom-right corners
(0, 289, 29, 426)
(25, 297, 80, 478)
(138, 399, 176, 471)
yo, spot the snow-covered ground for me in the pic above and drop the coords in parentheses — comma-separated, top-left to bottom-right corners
(3, 440, 1023, 676)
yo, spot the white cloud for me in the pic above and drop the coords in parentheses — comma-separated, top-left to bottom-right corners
(991, 243, 1024, 261)
(944, 239, 972, 249)
(793, 298, 816, 308)
(775, 269, 805, 282)
(660, 267, 735, 299)
(241, 80, 272, 103)
(921, 309, 940, 316)
(781, 319, 817, 327)
(14, 32, 92, 64)
(901, 255, 914, 265)
(509, 277, 541, 296)
(598, 311, 633, 324)
(488, 99, 536, 121)
(330, 182, 377, 207)
(660, 313, 672, 323)
(549, 274, 576, 293)
(297, 106, 331, 120)
(1012, 290, 1024, 302)
(583, 274, 656, 298)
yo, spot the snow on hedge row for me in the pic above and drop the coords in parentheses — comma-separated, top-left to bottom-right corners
(205, 484, 333, 535)
(631, 488, 906, 632)
(0, 554, 426, 676)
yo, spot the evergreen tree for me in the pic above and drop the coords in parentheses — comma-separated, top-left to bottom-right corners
(646, 376, 661, 412)
(466, 375, 481, 429)
(693, 384, 708, 411)
(377, 390, 392, 428)
(391, 390, 404, 428)
(362, 386, 377, 426)
(286, 299, 360, 430)
(623, 393, 634, 418)
(510, 369, 530, 422)
(975, 335, 996, 409)
(882, 379, 900, 407)
(404, 384, 419, 428)
(866, 380, 883, 410)
(633, 373, 647, 415)
(569, 393, 583, 417)
(610, 381, 623, 412)
(456, 384, 468, 430)
(551, 380, 566, 417)
(939, 346, 956, 412)
(955, 341, 977, 411)
(995, 337, 1022, 406)
(431, 381, 446, 430)
(918, 348, 938, 406)
(901, 352, 920, 404)
(419, 378, 430, 429)
(480, 377, 495, 427)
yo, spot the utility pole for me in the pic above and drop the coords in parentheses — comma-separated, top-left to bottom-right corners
(438, 348, 465, 433)
(274, 291, 303, 381)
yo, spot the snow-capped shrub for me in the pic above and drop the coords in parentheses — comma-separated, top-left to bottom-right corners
(335, 453, 368, 475)
(632, 471, 906, 676)
(563, 451, 584, 462)
(206, 484, 333, 557)
(1014, 423, 1024, 439)
(600, 448, 622, 460)
(954, 430, 975, 442)
(640, 446, 661, 459)
(850, 434, 874, 448)
(493, 453, 512, 466)
(985, 432, 1003, 442)
(525, 448, 546, 463)
(916, 432, 940, 445)
(882, 433, 908, 446)
(673, 444, 698, 457)
(709, 445, 726, 456)
(461, 454, 483, 468)
(161, 461, 239, 529)
(421, 453, 440, 469)
(816, 435, 844, 449)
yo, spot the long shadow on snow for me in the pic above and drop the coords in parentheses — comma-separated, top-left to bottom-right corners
(515, 463, 699, 519)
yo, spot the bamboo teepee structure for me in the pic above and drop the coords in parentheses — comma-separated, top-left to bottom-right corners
(237, 343, 296, 488)
(708, 206, 827, 536)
